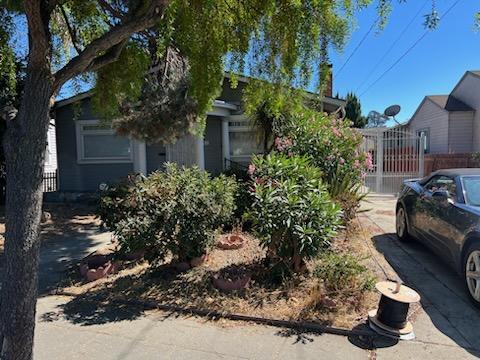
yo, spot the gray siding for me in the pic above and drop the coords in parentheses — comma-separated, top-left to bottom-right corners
(204, 116, 224, 176)
(451, 73, 480, 151)
(408, 98, 449, 154)
(448, 111, 474, 153)
(55, 99, 133, 192)
(146, 142, 166, 173)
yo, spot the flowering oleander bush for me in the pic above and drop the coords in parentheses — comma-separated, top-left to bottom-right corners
(98, 163, 237, 264)
(272, 109, 373, 221)
(247, 153, 341, 273)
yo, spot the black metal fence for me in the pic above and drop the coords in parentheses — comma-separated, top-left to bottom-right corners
(43, 171, 57, 192)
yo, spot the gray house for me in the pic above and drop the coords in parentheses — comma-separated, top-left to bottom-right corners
(53, 76, 345, 193)
(405, 71, 479, 154)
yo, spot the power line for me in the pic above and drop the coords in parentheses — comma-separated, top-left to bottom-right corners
(355, 0, 430, 93)
(360, 0, 462, 97)
(335, 18, 378, 79)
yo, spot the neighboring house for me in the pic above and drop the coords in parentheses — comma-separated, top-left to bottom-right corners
(406, 71, 479, 154)
(53, 75, 345, 193)
(44, 120, 58, 173)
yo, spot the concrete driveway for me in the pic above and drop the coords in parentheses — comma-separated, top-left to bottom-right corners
(361, 196, 480, 359)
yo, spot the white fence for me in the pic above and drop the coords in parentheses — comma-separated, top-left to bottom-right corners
(359, 128, 425, 194)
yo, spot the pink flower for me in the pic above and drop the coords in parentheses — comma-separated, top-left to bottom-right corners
(274, 137, 293, 151)
(361, 171, 367, 179)
(339, 157, 345, 164)
(247, 164, 256, 176)
(332, 127, 342, 137)
(354, 160, 360, 168)
(364, 152, 373, 170)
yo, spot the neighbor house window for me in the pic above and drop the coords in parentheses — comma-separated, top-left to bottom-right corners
(228, 120, 263, 165)
(416, 128, 430, 154)
(76, 120, 133, 164)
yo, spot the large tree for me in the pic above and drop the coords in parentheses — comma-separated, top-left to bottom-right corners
(0, 0, 477, 359)
(345, 92, 367, 128)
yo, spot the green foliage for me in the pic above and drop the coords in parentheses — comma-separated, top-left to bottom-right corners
(273, 109, 371, 195)
(345, 92, 367, 128)
(314, 252, 375, 292)
(98, 164, 237, 264)
(0, 9, 17, 109)
(247, 153, 341, 273)
(89, 0, 382, 143)
(92, 44, 150, 121)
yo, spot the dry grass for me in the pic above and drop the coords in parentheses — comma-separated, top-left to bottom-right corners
(62, 222, 381, 328)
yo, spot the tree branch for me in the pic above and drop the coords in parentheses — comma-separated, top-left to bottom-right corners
(52, 0, 169, 92)
(59, 6, 82, 54)
(97, 0, 127, 21)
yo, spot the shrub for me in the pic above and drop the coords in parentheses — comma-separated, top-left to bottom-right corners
(272, 110, 372, 221)
(247, 153, 341, 273)
(98, 164, 237, 264)
(314, 252, 375, 293)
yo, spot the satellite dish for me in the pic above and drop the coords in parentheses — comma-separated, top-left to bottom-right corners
(384, 105, 401, 118)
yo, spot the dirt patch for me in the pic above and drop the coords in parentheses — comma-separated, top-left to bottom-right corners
(61, 223, 383, 328)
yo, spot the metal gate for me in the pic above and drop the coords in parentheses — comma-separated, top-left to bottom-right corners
(359, 128, 425, 194)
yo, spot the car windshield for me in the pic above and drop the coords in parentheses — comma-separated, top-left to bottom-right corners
(462, 176, 480, 206)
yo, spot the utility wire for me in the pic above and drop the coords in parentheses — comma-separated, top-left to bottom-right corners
(335, 18, 378, 79)
(360, 0, 462, 97)
(355, 0, 430, 93)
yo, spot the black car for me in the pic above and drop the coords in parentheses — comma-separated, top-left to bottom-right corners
(396, 168, 480, 307)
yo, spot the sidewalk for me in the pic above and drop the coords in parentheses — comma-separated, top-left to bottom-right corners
(35, 296, 370, 360)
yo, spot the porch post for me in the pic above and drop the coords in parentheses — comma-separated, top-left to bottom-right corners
(222, 118, 230, 169)
(196, 136, 205, 170)
(133, 140, 147, 174)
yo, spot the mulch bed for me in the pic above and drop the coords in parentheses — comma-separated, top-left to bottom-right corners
(61, 225, 381, 328)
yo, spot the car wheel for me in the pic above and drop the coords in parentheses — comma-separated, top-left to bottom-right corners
(396, 206, 411, 242)
(464, 243, 480, 308)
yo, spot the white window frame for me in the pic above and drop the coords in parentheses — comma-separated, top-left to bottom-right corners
(76, 120, 134, 164)
(228, 119, 263, 163)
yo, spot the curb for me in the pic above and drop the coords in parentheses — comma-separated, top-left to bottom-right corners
(54, 290, 376, 339)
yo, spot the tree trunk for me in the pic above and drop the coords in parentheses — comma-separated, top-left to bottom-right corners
(0, 66, 53, 360)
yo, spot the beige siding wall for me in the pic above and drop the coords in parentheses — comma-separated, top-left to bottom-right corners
(451, 73, 480, 151)
(408, 98, 449, 154)
(448, 112, 474, 153)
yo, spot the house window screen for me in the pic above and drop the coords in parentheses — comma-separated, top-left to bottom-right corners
(76, 120, 133, 163)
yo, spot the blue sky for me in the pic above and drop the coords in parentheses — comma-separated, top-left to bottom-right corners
(329, 0, 480, 123)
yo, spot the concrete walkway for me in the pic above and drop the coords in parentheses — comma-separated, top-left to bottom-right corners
(361, 197, 480, 359)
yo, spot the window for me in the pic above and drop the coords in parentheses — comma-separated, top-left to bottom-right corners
(416, 128, 430, 154)
(424, 175, 457, 197)
(461, 176, 480, 206)
(76, 120, 133, 164)
(228, 120, 263, 164)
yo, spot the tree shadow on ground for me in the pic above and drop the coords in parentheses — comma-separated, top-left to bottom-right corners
(372, 232, 480, 357)
(0, 203, 110, 296)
